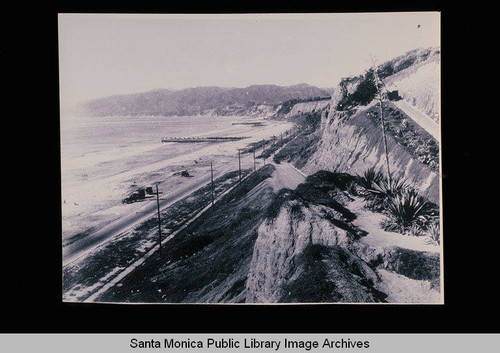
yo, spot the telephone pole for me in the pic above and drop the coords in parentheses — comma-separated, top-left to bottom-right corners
(155, 183, 162, 256)
(238, 149, 242, 184)
(210, 161, 215, 210)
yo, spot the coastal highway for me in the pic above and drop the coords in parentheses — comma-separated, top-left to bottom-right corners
(62, 152, 257, 266)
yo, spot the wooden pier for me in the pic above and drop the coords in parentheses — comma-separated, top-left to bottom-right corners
(161, 136, 250, 143)
(231, 122, 265, 126)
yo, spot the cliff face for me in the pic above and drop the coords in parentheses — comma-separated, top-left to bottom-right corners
(304, 106, 440, 204)
(384, 48, 440, 123)
(303, 48, 441, 204)
(245, 189, 384, 303)
(244, 48, 442, 303)
(272, 99, 331, 120)
(244, 170, 441, 304)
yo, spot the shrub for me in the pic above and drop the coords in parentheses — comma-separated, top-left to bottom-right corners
(427, 221, 440, 245)
(358, 169, 439, 237)
(290, 202, 305, 221)
(384, 188, 435, 234)
(386, 90, 401, 101)
(364, 175, 408, 208)
(266, 189, 295, 221)
(349, 70, 378, 106)
(336, 70, 377, 110)
(377, 62, 394, 79)
(358, 169, 409, 212)
(409, 223, 424, 237)
(357, 167, 384, 190)
(394, 56, 417, 72)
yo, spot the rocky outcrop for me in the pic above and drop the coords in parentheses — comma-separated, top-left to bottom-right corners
(245, 193, 384, 303)
(349, 242, 441, 289)
(272, 99, 331, 120)
(245, 172, 393, 303)
(245, 169, 441, 303)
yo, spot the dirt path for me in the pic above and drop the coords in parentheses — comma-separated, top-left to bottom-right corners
(269, 162, 306, 191)
(348, 197, 440, 253)
(393, 100, 439, 140)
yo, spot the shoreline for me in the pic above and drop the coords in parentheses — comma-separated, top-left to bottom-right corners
(61, 117, 294, 240)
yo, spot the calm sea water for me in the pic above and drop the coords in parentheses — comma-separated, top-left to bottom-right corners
(60, 115, 252, 184)
(61, 115, 250, 159)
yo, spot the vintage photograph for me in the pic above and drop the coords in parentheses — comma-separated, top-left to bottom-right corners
(59, 12, 442, 304)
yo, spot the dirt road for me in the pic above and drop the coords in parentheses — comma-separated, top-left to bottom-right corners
(270, 162, 306, 190)
(393, 100, 439, 140)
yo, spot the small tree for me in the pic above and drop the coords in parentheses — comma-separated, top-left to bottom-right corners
(349, 69, 378, 105)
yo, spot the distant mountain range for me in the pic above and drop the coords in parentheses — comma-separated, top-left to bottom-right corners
(75, 83, 332, 117)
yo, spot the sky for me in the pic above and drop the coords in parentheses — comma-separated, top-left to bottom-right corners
(58, 12, 440, 105)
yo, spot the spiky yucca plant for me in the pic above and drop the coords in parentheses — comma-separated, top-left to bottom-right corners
(358, 167, 384, 190)
(385, 188, 435, 234)
(427, 221, 440, 244)
(367, 175, 408, 199)
(359, 170, 407, 212)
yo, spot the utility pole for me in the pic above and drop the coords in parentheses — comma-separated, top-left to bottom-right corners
(155, 183, 162, 256)
(253, 149, 256, 172)
(238, 149, 242, 184)
(210, 161, 215, 210)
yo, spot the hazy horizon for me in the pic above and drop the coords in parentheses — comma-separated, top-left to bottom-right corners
(58, 13, 440, 105)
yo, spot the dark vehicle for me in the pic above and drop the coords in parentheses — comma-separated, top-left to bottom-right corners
(122, 187, 155, 204)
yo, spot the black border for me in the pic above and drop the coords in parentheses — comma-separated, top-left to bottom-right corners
(4, 3, 498, 334)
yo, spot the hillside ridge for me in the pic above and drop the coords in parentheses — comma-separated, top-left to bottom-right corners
(75, 83, 331, 117)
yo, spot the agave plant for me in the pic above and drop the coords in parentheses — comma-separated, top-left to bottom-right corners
(361, 176, 403, 212)
(367, 175, 408, 199)
(384, 188, 435, 234)
(358, 167, 384, 190)
(409, 223, 424, 237)
(426, 221, 441, 244)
